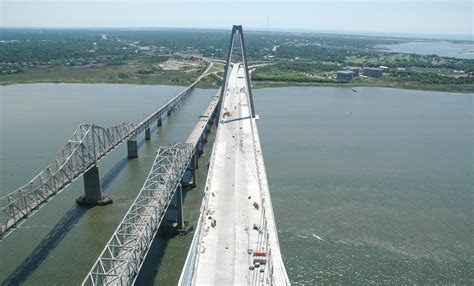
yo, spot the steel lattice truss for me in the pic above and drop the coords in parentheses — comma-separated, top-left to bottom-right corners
(83, 143, 194, 286)
(0, 60, 212, 239)
(0, 77, 202, 239)
(0, 123, 135, 238)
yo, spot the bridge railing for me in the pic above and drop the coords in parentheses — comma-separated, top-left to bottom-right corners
(132, 60, 214, 137)
(185, 89, 221, 148)
(247, 111, 291, 284)
(178, 107, 222, 285)
(132, 81, 196, 136)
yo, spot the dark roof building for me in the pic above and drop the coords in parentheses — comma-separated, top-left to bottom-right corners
(336, 70, 355, 81)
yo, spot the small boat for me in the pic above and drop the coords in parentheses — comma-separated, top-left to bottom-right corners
(352, 88, 358, 92)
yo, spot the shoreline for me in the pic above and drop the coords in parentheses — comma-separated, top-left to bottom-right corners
(252, 80, 474, 93)
(1, 79, 472, 94)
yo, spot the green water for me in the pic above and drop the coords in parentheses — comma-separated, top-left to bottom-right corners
(0, 85, 472, 285)
(256, 87, 473, 285)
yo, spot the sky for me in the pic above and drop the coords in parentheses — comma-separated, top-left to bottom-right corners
(1, 0, 472, 37)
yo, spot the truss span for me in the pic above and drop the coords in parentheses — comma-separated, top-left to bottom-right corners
(82, 143, 194, 286)
(0, 123, 135, 238)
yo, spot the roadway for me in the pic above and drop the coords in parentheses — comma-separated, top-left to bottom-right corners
(184, 63, 289, 285)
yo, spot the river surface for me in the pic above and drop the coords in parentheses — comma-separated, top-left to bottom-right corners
(0, 84, 472, 285)
(379, 41, 474, 59)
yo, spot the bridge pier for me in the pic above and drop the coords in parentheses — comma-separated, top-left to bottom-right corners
(177, 184, 184, 230)
(145, 128, 151, 140)
(194, 152, 199, 170)
(76, 164, 112, 206)
(164, 181, 192, 235)
(157, 117, 162, 128)
(191, 164, 196, 184)
(197, 138, 204, 155)
(184, 153, 197, 188)
(167, 108, 173, 116)
(127, 139, 138, 158)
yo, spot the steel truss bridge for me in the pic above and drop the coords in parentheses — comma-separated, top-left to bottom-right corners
(0, 123, 134, 238)
(83, 90, 221, 286)
(83, 143, 194, 286)
(0, 64, 213, 239)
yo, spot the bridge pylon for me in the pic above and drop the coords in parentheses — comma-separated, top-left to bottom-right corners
(219, 25, 256, 118)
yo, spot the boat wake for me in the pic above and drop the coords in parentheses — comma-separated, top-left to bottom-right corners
(312, 233, 324, 241)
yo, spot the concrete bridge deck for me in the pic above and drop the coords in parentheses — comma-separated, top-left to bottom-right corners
(180, 63, 289, 285)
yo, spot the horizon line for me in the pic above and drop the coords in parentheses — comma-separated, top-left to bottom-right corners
(0, 25, 472, 41)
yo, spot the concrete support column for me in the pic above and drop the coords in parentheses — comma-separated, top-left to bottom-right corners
(83, 165, 102, 203)
(194, 152, 199, 169)
(127, 140, 138, 158)
(177, 184, 184, 230)
(189, 154, 195, 171)
(192, 164, 197, 184)
(145, 128, 151, 140)
(197, 139, 204, 155)
(157, 117, 162, 127)
(186, 154, 197, 187)
(167, 108, 173, 116)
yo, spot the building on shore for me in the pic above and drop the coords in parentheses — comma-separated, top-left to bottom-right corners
(345, 66, 360, 76)
(363, 67, 383, 77)
(336, 70, 355, 81)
